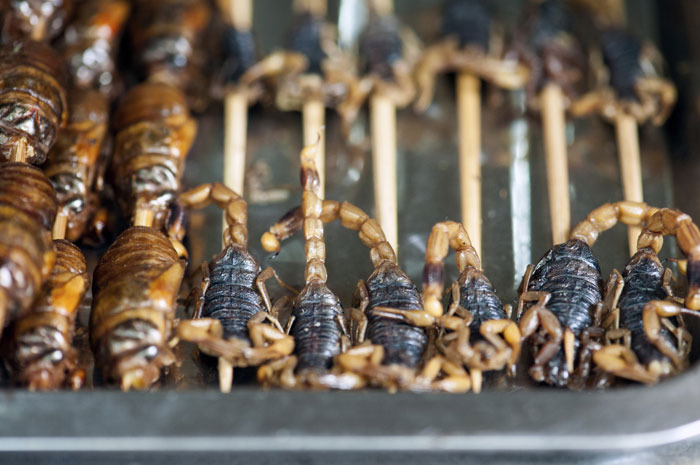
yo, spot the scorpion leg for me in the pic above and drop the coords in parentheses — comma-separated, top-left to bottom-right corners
(256, 267, 298, 314)
(642, 300, 692, 368)
(240, 51, 308, 87)
(245, 311, 295, 365)
(635, 77, 677, 125)
(593, 345, 659, 384)
(479, 319, 522, 376)
(370, 306, 465, 332)
(349, 280, 370, 344)
(413, 40, 454, 112)
(518, 292, 563, 369)
(258, 355, 298, 389)
(415, 355, 471, 394)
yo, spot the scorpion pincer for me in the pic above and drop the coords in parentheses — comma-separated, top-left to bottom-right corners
(257, 144, 360, 390)
(263, 204, 470, 392)
(174, 182, 295, 392)
(414, 0, 528, 111)
(6, 239, 88, 390)
(594, 208, 700, 383)
(517, 201, 661, 388)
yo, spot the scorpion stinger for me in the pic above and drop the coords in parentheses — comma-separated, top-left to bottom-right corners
(174, 182, 295, 393)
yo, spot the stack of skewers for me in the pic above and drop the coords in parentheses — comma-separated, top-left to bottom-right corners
(0, 0, 694, 397)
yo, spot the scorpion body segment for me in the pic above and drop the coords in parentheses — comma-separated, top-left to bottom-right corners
(220, 26, 257, 87)
(90, 226, 184, 390)
(1, 0, 71, 42)
(0, 163, 57, 327)
(600, 28, 642, 101)
(289, 12, 326, 76)
(7, 239, 87, 390)
(111, 83, 196, 229)
(441, 0, 491, 51)
(45, 88, 108, 242)
(60, 0, 131, 97)
(359, 14, 403, 82)
(0, 39, 67, 164)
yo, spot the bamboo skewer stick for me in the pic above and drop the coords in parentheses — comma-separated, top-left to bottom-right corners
(540, 83, 570, 245)
(52, 212, 68, 240)
(615, 112, 643, 254)
(134, 209, 154, 228)
(457, 72, 482, 259)
(370, 93, 398, 254)
(303, 98, 326, 198)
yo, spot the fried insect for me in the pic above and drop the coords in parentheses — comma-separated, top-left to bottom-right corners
(60, 0, 131, 98)
(517, 201, 660, 388)
(175, 183, 294, 393)
(6, 239, 87, 390)
(44, 88, 108, 242)
(414, 0, 528, 111)
(241, 1, 356, 126)
(507, 0, 587, 108)
(1, 0, 72, 42)
(594, 209, 700, 383)
(111, 83, 197, 232)
(90, 226, 185, 390)
(257, 144, 360, 390)
(263, 204, 470, 393)
(337, 5, 419, 128)
(571, 27, 676, 126)
(130, 0, 212, 111)
(0, 163, 57, 329)
(0, 39, 68, 164)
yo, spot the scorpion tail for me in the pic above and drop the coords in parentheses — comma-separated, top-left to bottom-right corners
(179, 183, 249, 247)
(569, 201, 657, 248)
(422, 221, 482, 319)
(300, 142, 328, 285)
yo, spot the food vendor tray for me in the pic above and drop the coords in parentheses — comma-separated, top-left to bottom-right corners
(3, 0, 700, 462)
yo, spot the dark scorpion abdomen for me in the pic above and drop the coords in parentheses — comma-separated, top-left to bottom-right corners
(201, 245, 264, 341)
(601, 28, 642, 101)
(364, 261, 426, 368)
(291, 282, 344, 372)
(618, 248, 673, 365)
(359, 16, 403, 81)
(441, 0, 491, 51)
(529, 239, 603, 334)
(451, 267, 507, 339)
(222, 28, 257, 84)
(289, 13, 326, 75)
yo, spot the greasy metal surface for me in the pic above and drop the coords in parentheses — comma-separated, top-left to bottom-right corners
(1, 0, 699, 459)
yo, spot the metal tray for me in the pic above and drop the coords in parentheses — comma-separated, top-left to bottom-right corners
(3, 0, 700, 462)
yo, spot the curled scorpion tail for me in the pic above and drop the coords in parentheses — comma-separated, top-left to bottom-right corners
(179, 182, 248, 247)
(299, 143, 327, 285)
(422, 221, 481, 319)
(569, 201, 656, 248)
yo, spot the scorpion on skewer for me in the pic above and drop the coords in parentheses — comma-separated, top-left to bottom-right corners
(414, 0, 529, 111)
(1, 0, 72, 42)
(263, 206, 471, 392)
(130, 0, 212, 111)
(593, 209, 700, 383)
(507, 0, 588, 109)
(44, 88, 109, 242)
(571, 26, 676, 126)
(257, 144, 361, 390)
(6, 239, 88, 390)
(59, 0, 131, 98)
(175, 182, 295, 393)
(517, 202, 667, 388)
(90, 83, 195, 390)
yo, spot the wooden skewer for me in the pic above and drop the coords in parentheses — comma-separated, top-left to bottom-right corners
(303, 98, 326, 198)
(615, 112, 643, 254)
(134, 209, 155, 228)
(10, 137, 29, 163)
(52, 212, 68, 240)
(540, 83, 571, 245)
(457, 72, 482, 259)
(370, 93, 398, 254)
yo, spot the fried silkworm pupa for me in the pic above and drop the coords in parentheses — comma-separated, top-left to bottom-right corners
(111, 82, 197, 231)
(594, 209, 700, 383)
(1, 0, 72, 42)
(44, 88, 108, 242)
(258, 144, 360, 390)
(60, 0, 131, 98)
(414, 0, 529, 111)
(6, 239, 87, 390)
(130, 0, 211, 111)
(264, 205, 471, 393)
(0, 39, 67, 164)
(517, 202, 660, 389)
(90, 226, 185, 390)
(0, 162, 57, 329)
(175, 183, 294, 393)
